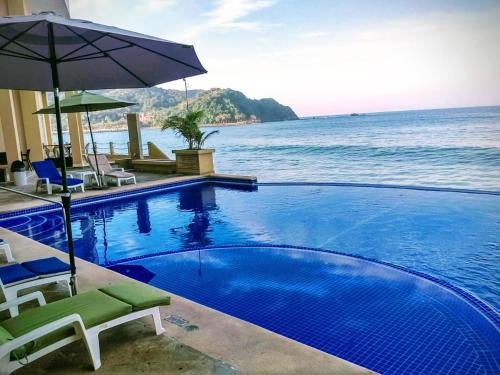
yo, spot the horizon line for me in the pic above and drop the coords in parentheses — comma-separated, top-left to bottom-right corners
(299, 103, 500, 119)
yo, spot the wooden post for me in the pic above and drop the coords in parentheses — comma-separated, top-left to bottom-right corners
(109, 142, 115, 155)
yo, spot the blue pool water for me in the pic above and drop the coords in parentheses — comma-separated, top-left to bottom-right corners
(1, 181, 499, 374)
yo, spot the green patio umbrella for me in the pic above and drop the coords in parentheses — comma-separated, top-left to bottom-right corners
(35, 91, 136, 186)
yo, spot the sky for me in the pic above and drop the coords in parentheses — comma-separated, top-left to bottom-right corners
(70, 0, 500, 116)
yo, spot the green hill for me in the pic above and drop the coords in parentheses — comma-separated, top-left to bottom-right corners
(87, 87, 298, 129)
(164, 88, 298, 124)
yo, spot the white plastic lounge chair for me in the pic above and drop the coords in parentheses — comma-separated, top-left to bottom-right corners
(87, 154, 136, 186)
(32, 160, 84, 195)
(0, 257, 71, 315)
(0, 282, 169, 374)
(0, 240, 14, 263)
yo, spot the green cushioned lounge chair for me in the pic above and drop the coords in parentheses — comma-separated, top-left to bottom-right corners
(0, 282, 170, 374)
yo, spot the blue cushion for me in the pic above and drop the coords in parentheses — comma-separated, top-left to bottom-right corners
(0, 264, 37, 285)
(65, 178, 84, 187)
(22, 257, 70, 276)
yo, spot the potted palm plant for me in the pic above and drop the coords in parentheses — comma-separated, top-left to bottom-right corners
(162, 110, 218, 175)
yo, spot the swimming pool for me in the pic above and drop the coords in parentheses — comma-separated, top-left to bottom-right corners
(1, 180, 499, 374)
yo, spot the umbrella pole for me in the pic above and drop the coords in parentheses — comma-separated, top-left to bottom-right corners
(86, 108, 102, 186)
(49, 23, 77, 295)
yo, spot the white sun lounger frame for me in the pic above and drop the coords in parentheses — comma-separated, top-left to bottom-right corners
(0, 292, 165, 374)
(0, 270, 71, 316)
(0, 243, 14, 263)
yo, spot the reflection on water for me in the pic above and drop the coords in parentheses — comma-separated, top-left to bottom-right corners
(136, 200, 151, 234)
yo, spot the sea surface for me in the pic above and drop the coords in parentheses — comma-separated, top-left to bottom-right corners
(78, 106, 500, 190)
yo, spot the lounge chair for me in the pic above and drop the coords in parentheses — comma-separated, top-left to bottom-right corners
(32, 160, 85, 195)
(0, 240, 13, 263)
(0, 282, 169, 374)
(87, 154, 136, 186)
(0, 257, 71, 315)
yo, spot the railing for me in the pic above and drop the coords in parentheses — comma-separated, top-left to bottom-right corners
(84, 142, 150, 157)
(43, 143, 72, 158)
(0, 186, 63, 208)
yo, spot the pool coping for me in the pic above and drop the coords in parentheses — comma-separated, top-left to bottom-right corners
(103, 244, 500, 331)
(259, 182, 500, 196)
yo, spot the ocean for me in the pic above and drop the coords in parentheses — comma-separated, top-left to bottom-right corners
(80, 105, 500, 191)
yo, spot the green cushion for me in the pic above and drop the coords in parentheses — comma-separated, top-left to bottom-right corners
(0, 325, 14, 345)
(2, 290, 132, 355)
(99, 282, 170, 311)
(0, 325, 27, 360)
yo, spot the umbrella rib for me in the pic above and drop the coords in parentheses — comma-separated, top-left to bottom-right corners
(57, 33, 109, 61)
(8, 39, 47, 59)
(0, 21, 42, 53)
(62, 44, 134, 62)
(0, 50, 45, 61)
(107, 33, 206, 73)
(62, 25, 149, 86)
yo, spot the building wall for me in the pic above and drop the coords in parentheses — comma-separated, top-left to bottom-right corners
(0, 0, 83, 176)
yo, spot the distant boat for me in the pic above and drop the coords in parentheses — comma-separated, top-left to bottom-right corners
(350, 113, 360, 116)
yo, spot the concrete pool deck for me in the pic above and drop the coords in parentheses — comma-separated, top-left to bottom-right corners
(0, 178, 375, 374)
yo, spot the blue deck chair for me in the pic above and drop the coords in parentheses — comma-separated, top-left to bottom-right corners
(0, 257, 71, 315)
(32, 160, 84, 195)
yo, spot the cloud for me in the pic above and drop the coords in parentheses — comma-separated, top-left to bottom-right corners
(184, 7, 500, 116)
(300, 31, 331, 38)
(203, 0, 278, 31)
(136, 0, 176, 13)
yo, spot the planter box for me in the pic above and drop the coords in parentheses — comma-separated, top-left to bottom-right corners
(172, 149, 215, 175)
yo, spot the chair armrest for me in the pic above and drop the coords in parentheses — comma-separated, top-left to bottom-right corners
(0, 291, 46, 314)
(111, 167, 125, 172)
(0, 313, 85, 357)
(67, 173, 73, 178)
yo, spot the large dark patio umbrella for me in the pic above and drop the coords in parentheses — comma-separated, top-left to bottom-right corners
(0, 12, 206, 294)
(34, 91, 136, 186)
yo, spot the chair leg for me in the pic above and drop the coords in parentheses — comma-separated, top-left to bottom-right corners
(81, 184, 85, 193)
(152, 308, 166, 335)
(0, 244, 14, 263)
(132, 176, 136, 184)
(47, 183, 52, 195)
(117, 178, 121, 187)
(83, 333, 102, 370)
(5, 289, 19, 317)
